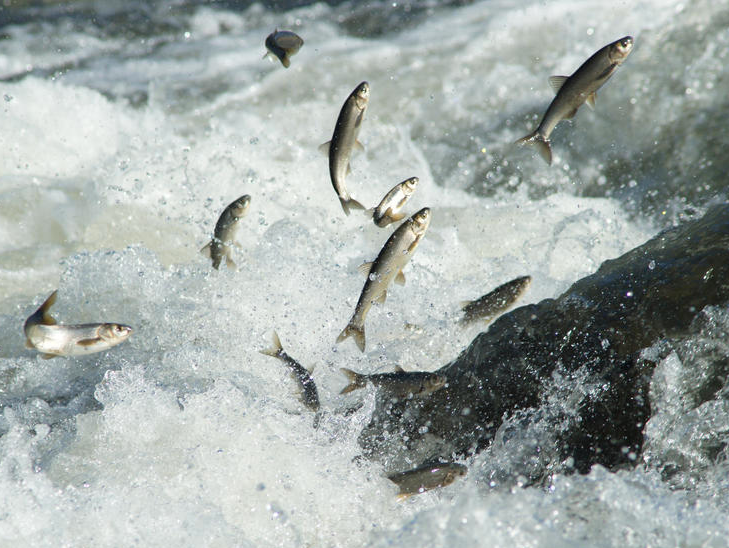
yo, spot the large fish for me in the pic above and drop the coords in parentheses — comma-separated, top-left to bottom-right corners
(320, 82, 369, 215)
(201, 194, 251, 270)
(264, 29, 304, 69)
(515, 36, 634, 165)
(371, 177, 419, 228)
(459, 275, 532, 326)
(24, 290, 132, 359)
(337, 207, 431, 352)
(387, 462, 467, 501)
(339, 365, 446, 399)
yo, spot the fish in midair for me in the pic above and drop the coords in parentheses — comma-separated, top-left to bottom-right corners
(201, 194, 251, 270)
(371, 177, 419, 228)
(337, 207, 431, 352)
(319, 81, 369, 215)
(459, 275, 532, 326)
(24, 290, 133, 359)
(515, 36, 634, 165)
(339, 366, 446, 399)
(260, 331, 320, 412)
(387, 462, 467, 501)
(264, 29, 304, 68)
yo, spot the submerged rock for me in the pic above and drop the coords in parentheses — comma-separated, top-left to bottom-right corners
(361, 204, 729, 476)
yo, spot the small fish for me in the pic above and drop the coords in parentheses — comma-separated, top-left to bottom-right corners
(387, 462, 467, 500)
(371, 177, 419, 228)
(24, 290, 132, 359)
(264, 29, 304, 68)
(515, 36, 634, 165)
(319, 82, 369, 215)
(260, 331, 320, 412)
(339, 366, 446, 398)
(459, 275, 532, 326)
(201, 194, 251, 270)
(337, 207, 431, 352)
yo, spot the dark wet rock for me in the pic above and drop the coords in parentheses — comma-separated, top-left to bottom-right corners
(361, 203, 729, 475)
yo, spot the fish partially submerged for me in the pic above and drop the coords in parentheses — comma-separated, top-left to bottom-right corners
(515, 36, 634, 165)
(337, 207, 431, 352)
(387, 462, 467, 501)
(339, 366, 446, 398)
(459, 275, 532, 326)
(24, 290, 133, 359)
(371, 177, 419, 228)
(201, 194, 251, 270)
(320, 81, 369, 215)
(260, 331, 320, 412)
(264, 29, 304, 68)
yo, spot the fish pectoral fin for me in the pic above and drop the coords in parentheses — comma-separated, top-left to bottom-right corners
(25, 338, 34, 349)
(282, 55, 291, 68)
(388, 212, 407, 223)
(354, 140, 365, 153)
(200, 242, 212, 258)
(394, 270, 406, 285)
(564, 107, 579, 120)
(41, 353, 58, 359)
(396, 493, 412, 502)
(548, 75, 569, 94)
(358, 262, 374, 276)
(346, 162, 352, 176)
(585, 91, 597, 109)
(376, 290, 387, 304)
(225, 255, 237, 270)
(318, 141, 331, 156)
(77, 337, 103, 347)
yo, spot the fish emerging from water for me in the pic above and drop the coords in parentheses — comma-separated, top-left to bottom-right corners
(201, 194, 251, 270)
(339, 365, 446, 399)
(264, 29, 304, 68)
(387, 462, 467, 501)
(371, 177, 419, 227)
(337, 207, 431, 352)
(24, 290, 133, 359)
(260, 331, 320, 412)
(459, 275, 532, 326)
(320, 81, 369, 215)
(515, 36, 634, 165)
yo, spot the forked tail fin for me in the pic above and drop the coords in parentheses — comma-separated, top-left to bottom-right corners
(336, 322, 366, 352)
(339, 367, 366, 394)
(260, 330, 284, 358)
(514, 131, 552, 165)
(340, 197, 366, 216)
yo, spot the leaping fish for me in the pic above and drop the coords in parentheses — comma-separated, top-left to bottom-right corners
(459, 275, 532, 326)
(264, 29, 304, 68)
(24, 290, 132, 359)
(371, 177, 419, 228)
(201, 194, 251, 270)
(387, 462, 467, 501)
(320, 81, 369, 215)
(515, 36, 634, 165)
(340, 365, 446, 399)
(337, 207, 431, 352)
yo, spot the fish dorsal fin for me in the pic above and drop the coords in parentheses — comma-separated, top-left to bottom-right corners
(585, 91, 597, 109)
(548, 75, 569, 94)
(459, 300, 473, 310)
(200, 242, 212, 258)
(39, 290, 58, 325)
(358, 262, 374, 276)
(393, 364, 405, 373)
(318, 141, 331, 156)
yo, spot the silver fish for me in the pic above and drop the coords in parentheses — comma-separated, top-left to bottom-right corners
(459, 275, 532, 326)
(372, 177, 419, 228)
(515, 36, 634, 165)
(319, 81, 369, 215)
(387, 462, 467, 501)
(337, 207, 431, 352)
(201, 194, 251, 270)
(264, 29, 304, 68)
(340, 365, 446, 399)
(260, 331, 320, 412)
(24, 290, 132, 359)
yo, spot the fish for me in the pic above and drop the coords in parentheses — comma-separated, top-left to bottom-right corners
(387, 462, 467, 500)
(339, 365, 446, 399)
(264, 29, 304, 68)
(201, 194, 251, 270)
(260, 331, 320, 412)
(24, 290, 133, 359)
(515, 36, 634, 165)
(337, 207, 431, 352)
(371, 177, 419, 228)
(319, 81, 369, 215)
(459, 275, 532, 326)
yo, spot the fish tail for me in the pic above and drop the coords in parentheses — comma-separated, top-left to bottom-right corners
(339, 367, 366, 394)
(514, 131, 552, 165)
(336, 322, 366, 352)
(260, 330, 284, 358)
(340, 197, 366, 216)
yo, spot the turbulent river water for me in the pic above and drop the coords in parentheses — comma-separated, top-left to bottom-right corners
(1, 0, 728, 546)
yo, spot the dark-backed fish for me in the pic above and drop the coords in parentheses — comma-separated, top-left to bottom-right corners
(337, 207, 431, 352)
(201, 194, 251, 270)
(372, 177, 419, 228)
(387, 462, 467, 501)
(264, 29, 304, 68)
(260, 330, 319, 412)
(320, 81, 369, 215)
(339, 365, 446, 398)
(459, 275, 532, 326)
(515, 36, 634, 165)
(24, 290, 132, 359)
